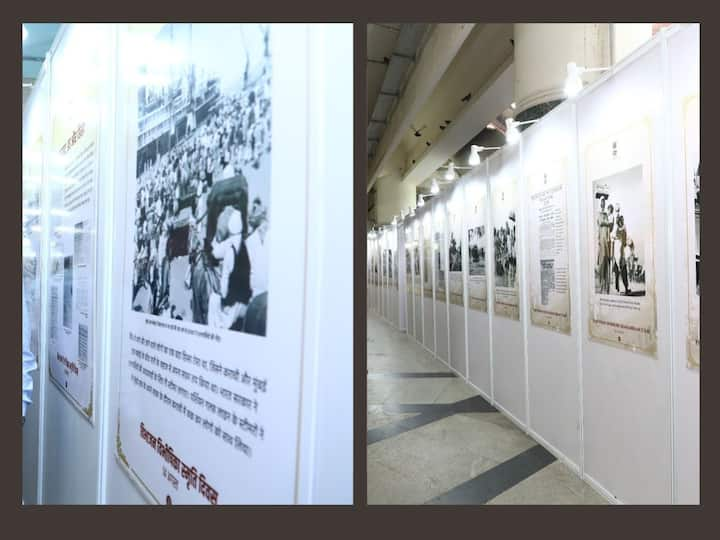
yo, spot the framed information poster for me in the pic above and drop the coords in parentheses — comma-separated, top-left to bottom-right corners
(527, 158, 571, 334)
(585, 120, 657, 354)
(117, 23, 310, 504)
(492, 175, 520, 320)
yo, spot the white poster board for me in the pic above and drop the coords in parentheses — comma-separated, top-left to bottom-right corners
(491, 174, 520, 320)
(585, 121, 657, 355)
(47, 24, 103, 420)
(527, 158, 571, 333)
(116, 23, 309, 504)
(683, 94, 699, 368)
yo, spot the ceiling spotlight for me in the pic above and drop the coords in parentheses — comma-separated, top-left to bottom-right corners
(444, 161, 456, 181)
(505, 118, 520, 145)
(417, 194, 425, 207)
(410, 207, 416, 217)
(468, 145, 503, 166)
(564, 61, 611, 99)
(510, 102, 517, 110)
(486, 123, 496, 130)
(22, 24, 28, 42)
(430, 178, 440, 195)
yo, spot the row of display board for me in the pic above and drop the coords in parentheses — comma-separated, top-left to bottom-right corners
(23, 23, 353, 504)
(367, 23, 699, 504)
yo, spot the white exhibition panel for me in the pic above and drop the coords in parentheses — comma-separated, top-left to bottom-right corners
(520, 103, 582, 470)
(23, 22, 352, 505)
(22, 60, 50, 506)
(404, 224, 415, 338)
(576, 38, 672, 504)
(463, 171, 492, 398)
(488, 144, 527, 425)
(447, 182, 467, 377)
(433, 199, 450, 364)
(421, 209, 435, 354)
(667, 24, 700, 505)
(413, 218, 424, 345)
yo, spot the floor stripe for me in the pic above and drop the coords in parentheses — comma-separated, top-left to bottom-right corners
(367, 371, 457, 379)
(367, 395, 497, 445)
(427, 445, 557, 505)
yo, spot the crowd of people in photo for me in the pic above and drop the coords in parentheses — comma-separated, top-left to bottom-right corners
(494, 212, 517, 288)
(132, 64, 271, 335)
(595, 192, 643, 296)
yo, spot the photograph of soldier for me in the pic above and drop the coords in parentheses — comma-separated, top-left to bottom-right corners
(467, 225, 486, 276)
(130, 24, 271, 336)
(593, 167, 646, 297)
(493, 211, 517, 288)
(448, 231, 462, 272)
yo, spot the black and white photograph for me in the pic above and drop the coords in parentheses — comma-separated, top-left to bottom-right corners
(405, 248, 411, 275)
(593, 165, 647, 298)
(130, 23, 271, 336)
(434, 231, 445, 289)
(448, 231, 462, 272)
(493, 211, 517, 289)
(467, 226, 486, 276)
(388, 248, 393, 280)
(414, 245, 420, 277)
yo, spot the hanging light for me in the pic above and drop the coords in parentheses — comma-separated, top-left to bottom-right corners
(417, 194, 425, 207)
(564, 61, 611, 99)
(444, 161, 456, 181)
(430, 178, 440, 195)
(505, 118, 521, 145)
(469, 144, 503, 166)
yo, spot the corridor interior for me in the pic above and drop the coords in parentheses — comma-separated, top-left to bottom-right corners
(366, 312, 607, 505)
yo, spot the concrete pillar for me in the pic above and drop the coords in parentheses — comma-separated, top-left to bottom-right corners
(513, 23, 611, 117)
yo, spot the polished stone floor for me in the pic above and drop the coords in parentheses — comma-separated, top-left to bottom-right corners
(367, 311, 607, 505)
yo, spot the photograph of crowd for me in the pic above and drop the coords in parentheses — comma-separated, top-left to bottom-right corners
(593, 166, 647, 297)
(494, 211, 517, 288)
(414, 246, 420, 277)
(434, 232, 445, 288)
(406, 248, 411, 275)
(448, 232, 462, 272)
(467, 226, 486, 276)
(130, 24, 271, 336)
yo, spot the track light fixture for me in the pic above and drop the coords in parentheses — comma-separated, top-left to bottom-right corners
(505, 117, 538, 146)
(564, 61, 611, 98)
(444, 161, 456, 181)
(468, 145, 502, 166)
(430, 178, 440, 195)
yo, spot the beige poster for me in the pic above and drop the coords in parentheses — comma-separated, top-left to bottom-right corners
(423, 213, 433, 299)
(492, 176, 520, 320)
(528, 158, 571, 334)
(465, 181, 488, 312)
(684, 94, 700, 368)
(586, 120, 657, 354)
(447, 197, 464, 307)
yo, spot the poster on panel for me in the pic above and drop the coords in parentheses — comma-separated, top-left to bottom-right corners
(492, 175, 520, 320)
(465, 181, 488, 312)
(47, 25, 104, 420)
(433, 204, 446, 300)
(586, 121, 657, 354)
(117, 23, 309, 504)
(413, 221, 421, 296)
(527, 158, 571, 333)
(447, 194, 464, 306)
(684, 94, 699, 368)
(422, 212, 433, 299)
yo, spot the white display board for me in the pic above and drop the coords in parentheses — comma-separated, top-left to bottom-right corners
(447, 183, 467, 377)
(668, 23, 700, 504)
(432, 199, 449, 364)
(421, 209, 435, 353)
(577, 38, 672, 504)
(463, 170, 492, 397)
(521, 104, 582, 471)
(115, 23, 311, 504)
(489, 145, 526, 424)
(413, 218, 423, 343)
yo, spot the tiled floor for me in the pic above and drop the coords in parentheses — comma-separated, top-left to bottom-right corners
(367, 312, 607, 505)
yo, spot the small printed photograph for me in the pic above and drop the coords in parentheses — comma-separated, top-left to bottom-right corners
(63, 255, 73, 329)
(592, 165, 646, 297)
(467, 225, 486, 276)
(414, 245, 420, 276)
(494, 211, 517, 289)
(448, 231, 462, 272)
